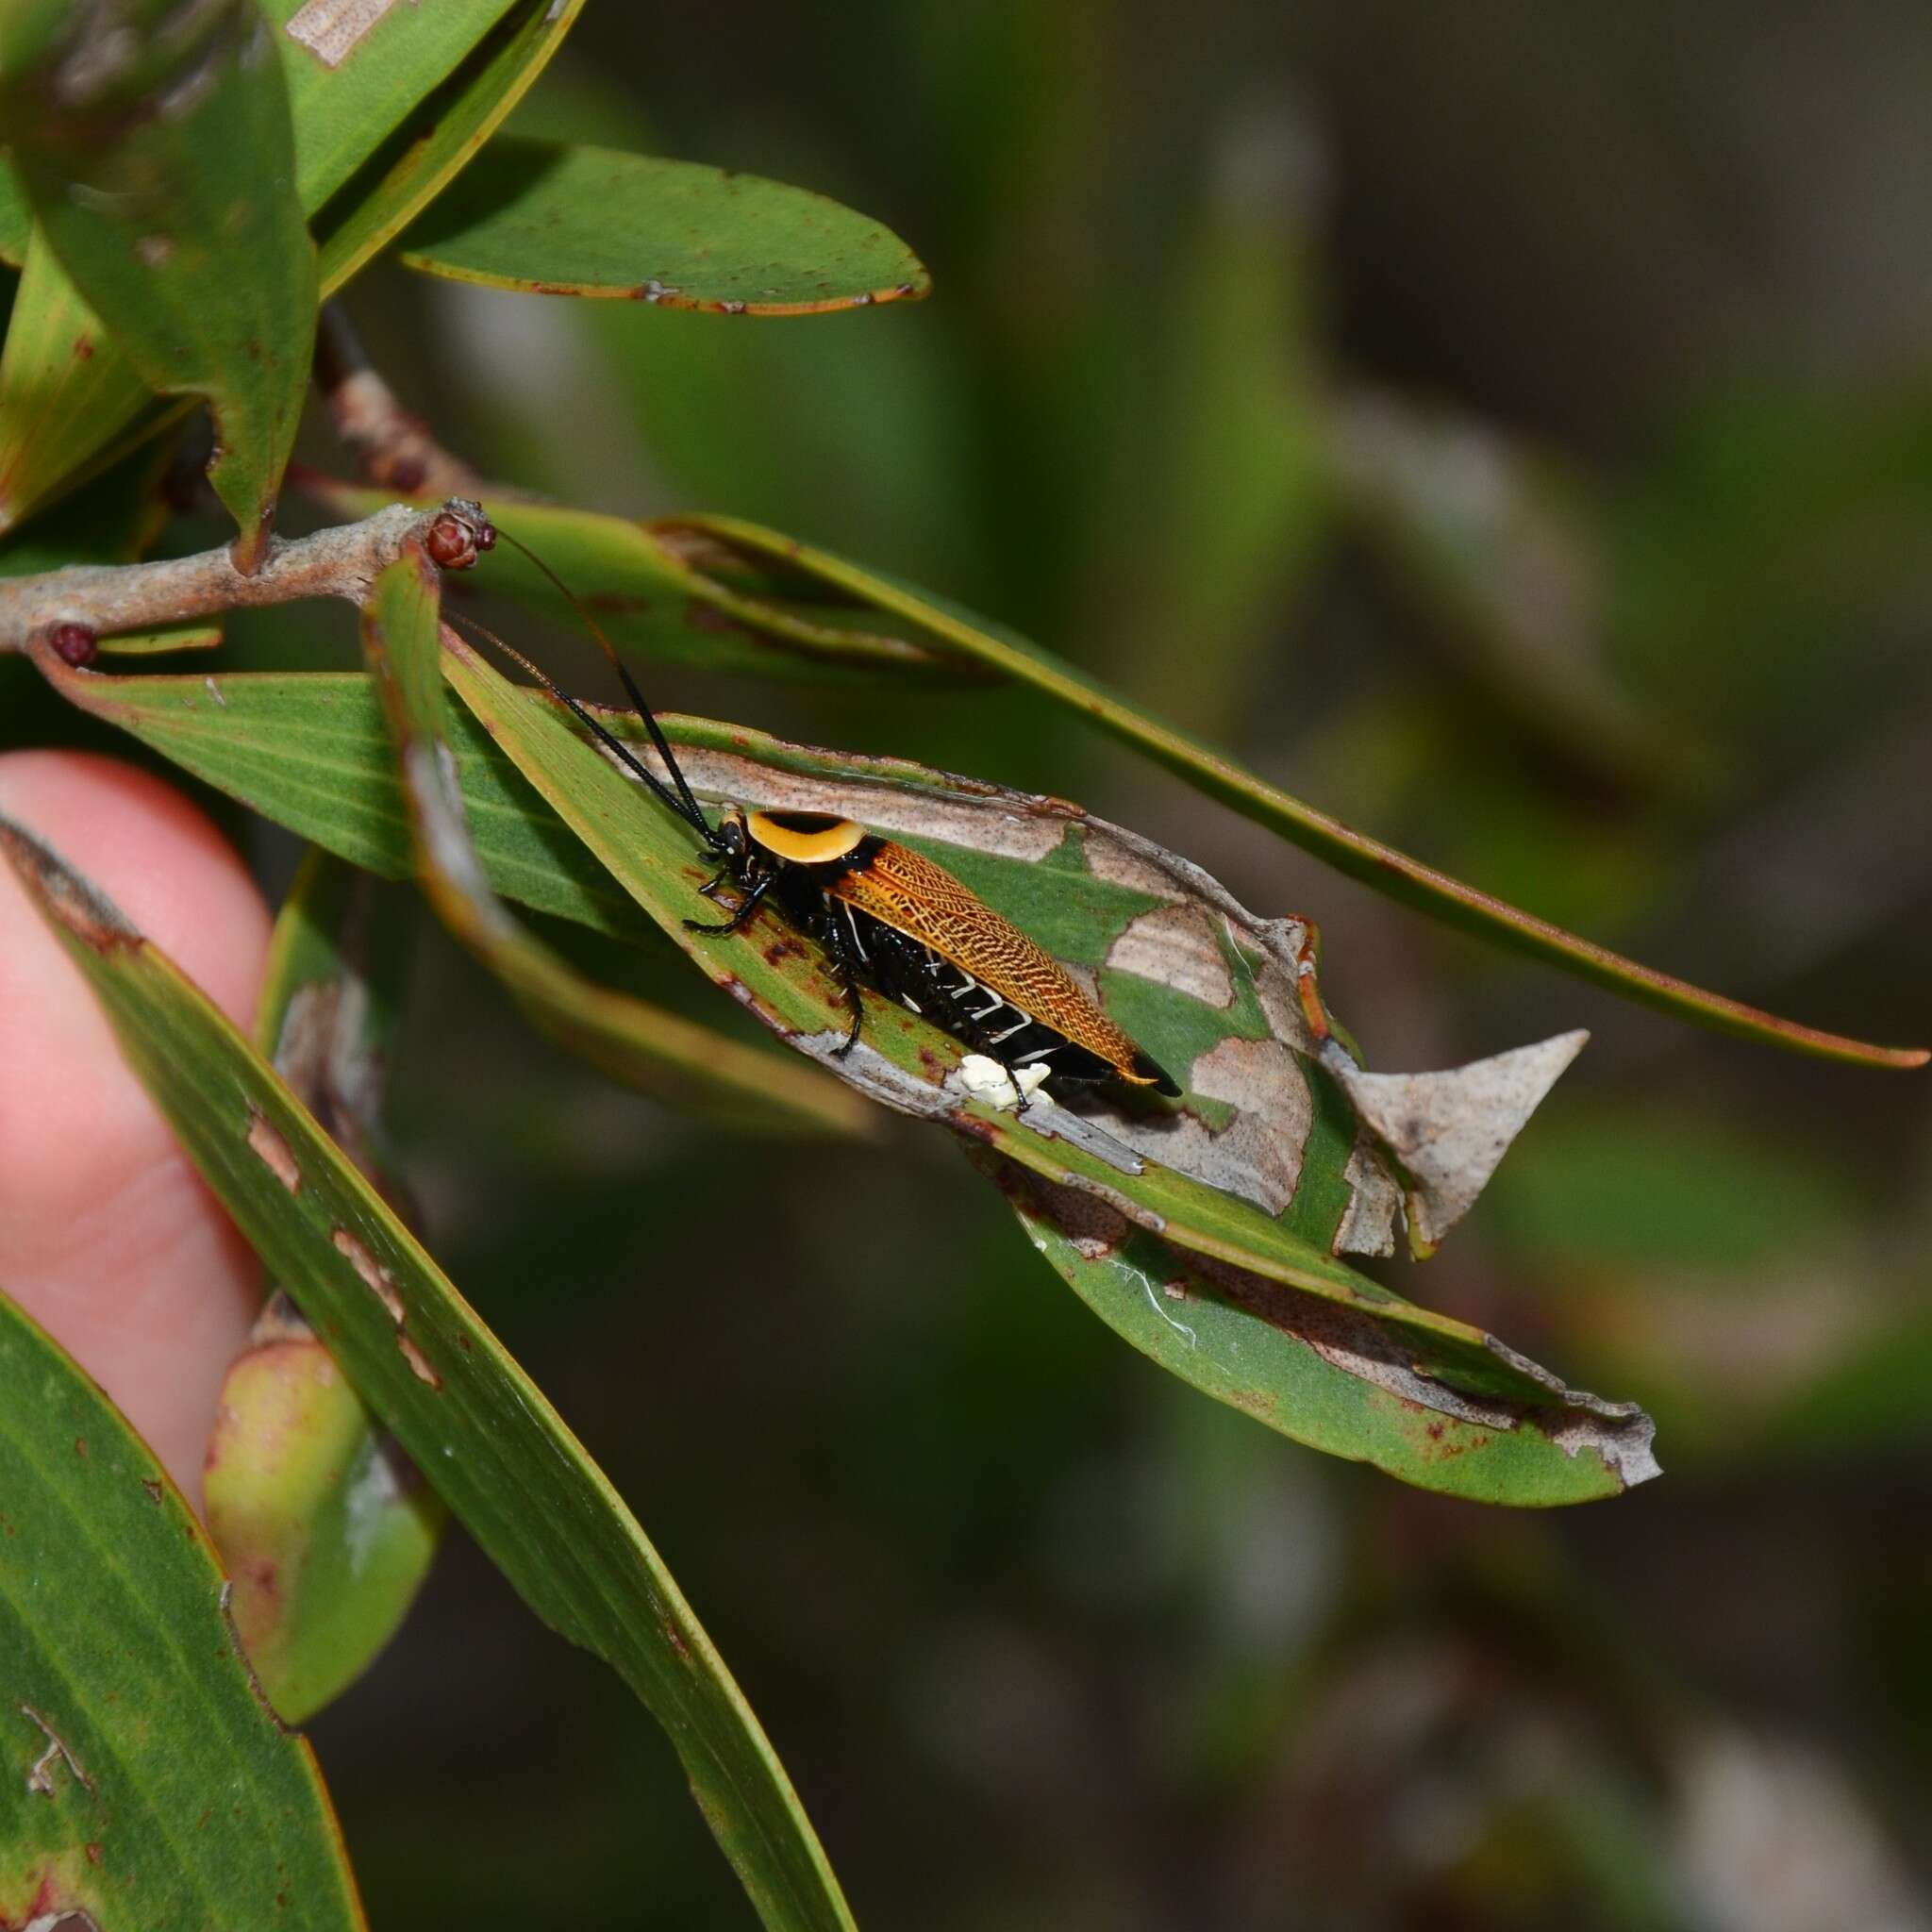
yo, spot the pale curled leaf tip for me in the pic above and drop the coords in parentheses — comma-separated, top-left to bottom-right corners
(1323, 1029, 1591, 1257)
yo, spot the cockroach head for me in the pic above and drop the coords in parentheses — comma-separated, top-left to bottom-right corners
(710, 803, 751, 859)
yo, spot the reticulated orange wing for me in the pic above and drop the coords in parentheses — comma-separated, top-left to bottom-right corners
(827, 840, 1166, 1085)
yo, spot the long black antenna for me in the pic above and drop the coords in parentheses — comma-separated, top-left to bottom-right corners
(441, 604, 717, 844)
(487, 523, 709, 834)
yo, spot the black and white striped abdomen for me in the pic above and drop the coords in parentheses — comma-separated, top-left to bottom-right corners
(832, 896, 1118, 1084)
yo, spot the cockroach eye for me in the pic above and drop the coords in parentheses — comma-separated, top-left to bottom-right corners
(46, 622, 98, 668)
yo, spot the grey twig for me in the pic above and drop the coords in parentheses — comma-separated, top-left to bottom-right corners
(0, 498, 493, 654)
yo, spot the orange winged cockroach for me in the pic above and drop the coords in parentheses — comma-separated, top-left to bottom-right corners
(448, 507, 1178, 1101)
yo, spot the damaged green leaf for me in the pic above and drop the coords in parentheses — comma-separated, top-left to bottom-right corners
(0, 811, 858, 1932)
(439, 639, 1654, 1458)
(987, 1155, 1657, 1503)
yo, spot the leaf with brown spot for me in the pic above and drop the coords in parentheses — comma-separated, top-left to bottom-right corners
(0, 814, 858, 1932)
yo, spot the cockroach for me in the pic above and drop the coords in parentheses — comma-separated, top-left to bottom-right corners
(453, 529, 1179, 1101)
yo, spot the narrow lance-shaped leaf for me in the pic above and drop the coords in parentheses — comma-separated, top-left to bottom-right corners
(358, 547, 870, 1136)
(297, 475, 961, 677)
(0, 813, 859, 1932)
(396, 137, 933, 313)
(31, 655, 654, 935)
(205, 850, 445, 1725)
(3, 2, 318, 565)
(0, 1291, 365, 1929)
(665, 515, 1928, 1072)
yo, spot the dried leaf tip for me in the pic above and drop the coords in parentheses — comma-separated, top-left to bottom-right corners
(0, 813, 138, 953)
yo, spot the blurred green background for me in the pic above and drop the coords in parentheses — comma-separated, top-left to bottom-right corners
(22, 2, 1932, 1924)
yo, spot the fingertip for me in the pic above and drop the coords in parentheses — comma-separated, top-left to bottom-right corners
(0, 749, 272, 1033)
(0, 751, 271, 1505)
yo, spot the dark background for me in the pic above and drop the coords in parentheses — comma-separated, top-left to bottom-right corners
(128, 4, 1932, 1925)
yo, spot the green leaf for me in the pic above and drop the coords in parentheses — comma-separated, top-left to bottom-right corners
(206, 851, 444, 1724)
(298, 475, 960, 676)
(0, 0, 551, 538)
(4, 5, 317, 565)
(359, 549, 869, 1135)
(33, 657, 652, 935)
(985, 1154, 1655, 1504)
(0, 1291, 364, 1928)
(95, 619, 224, 655)
(0, 235, 167, 532)
(669, 515, 1929, 1072)
(0, 812, 858, 1932)
(270, 0, 524, 214)
(438, 637, 1657, 1483)
(396, 137, 933, 313)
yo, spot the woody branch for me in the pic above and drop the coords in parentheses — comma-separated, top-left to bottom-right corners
(0, 499, 493, 656)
